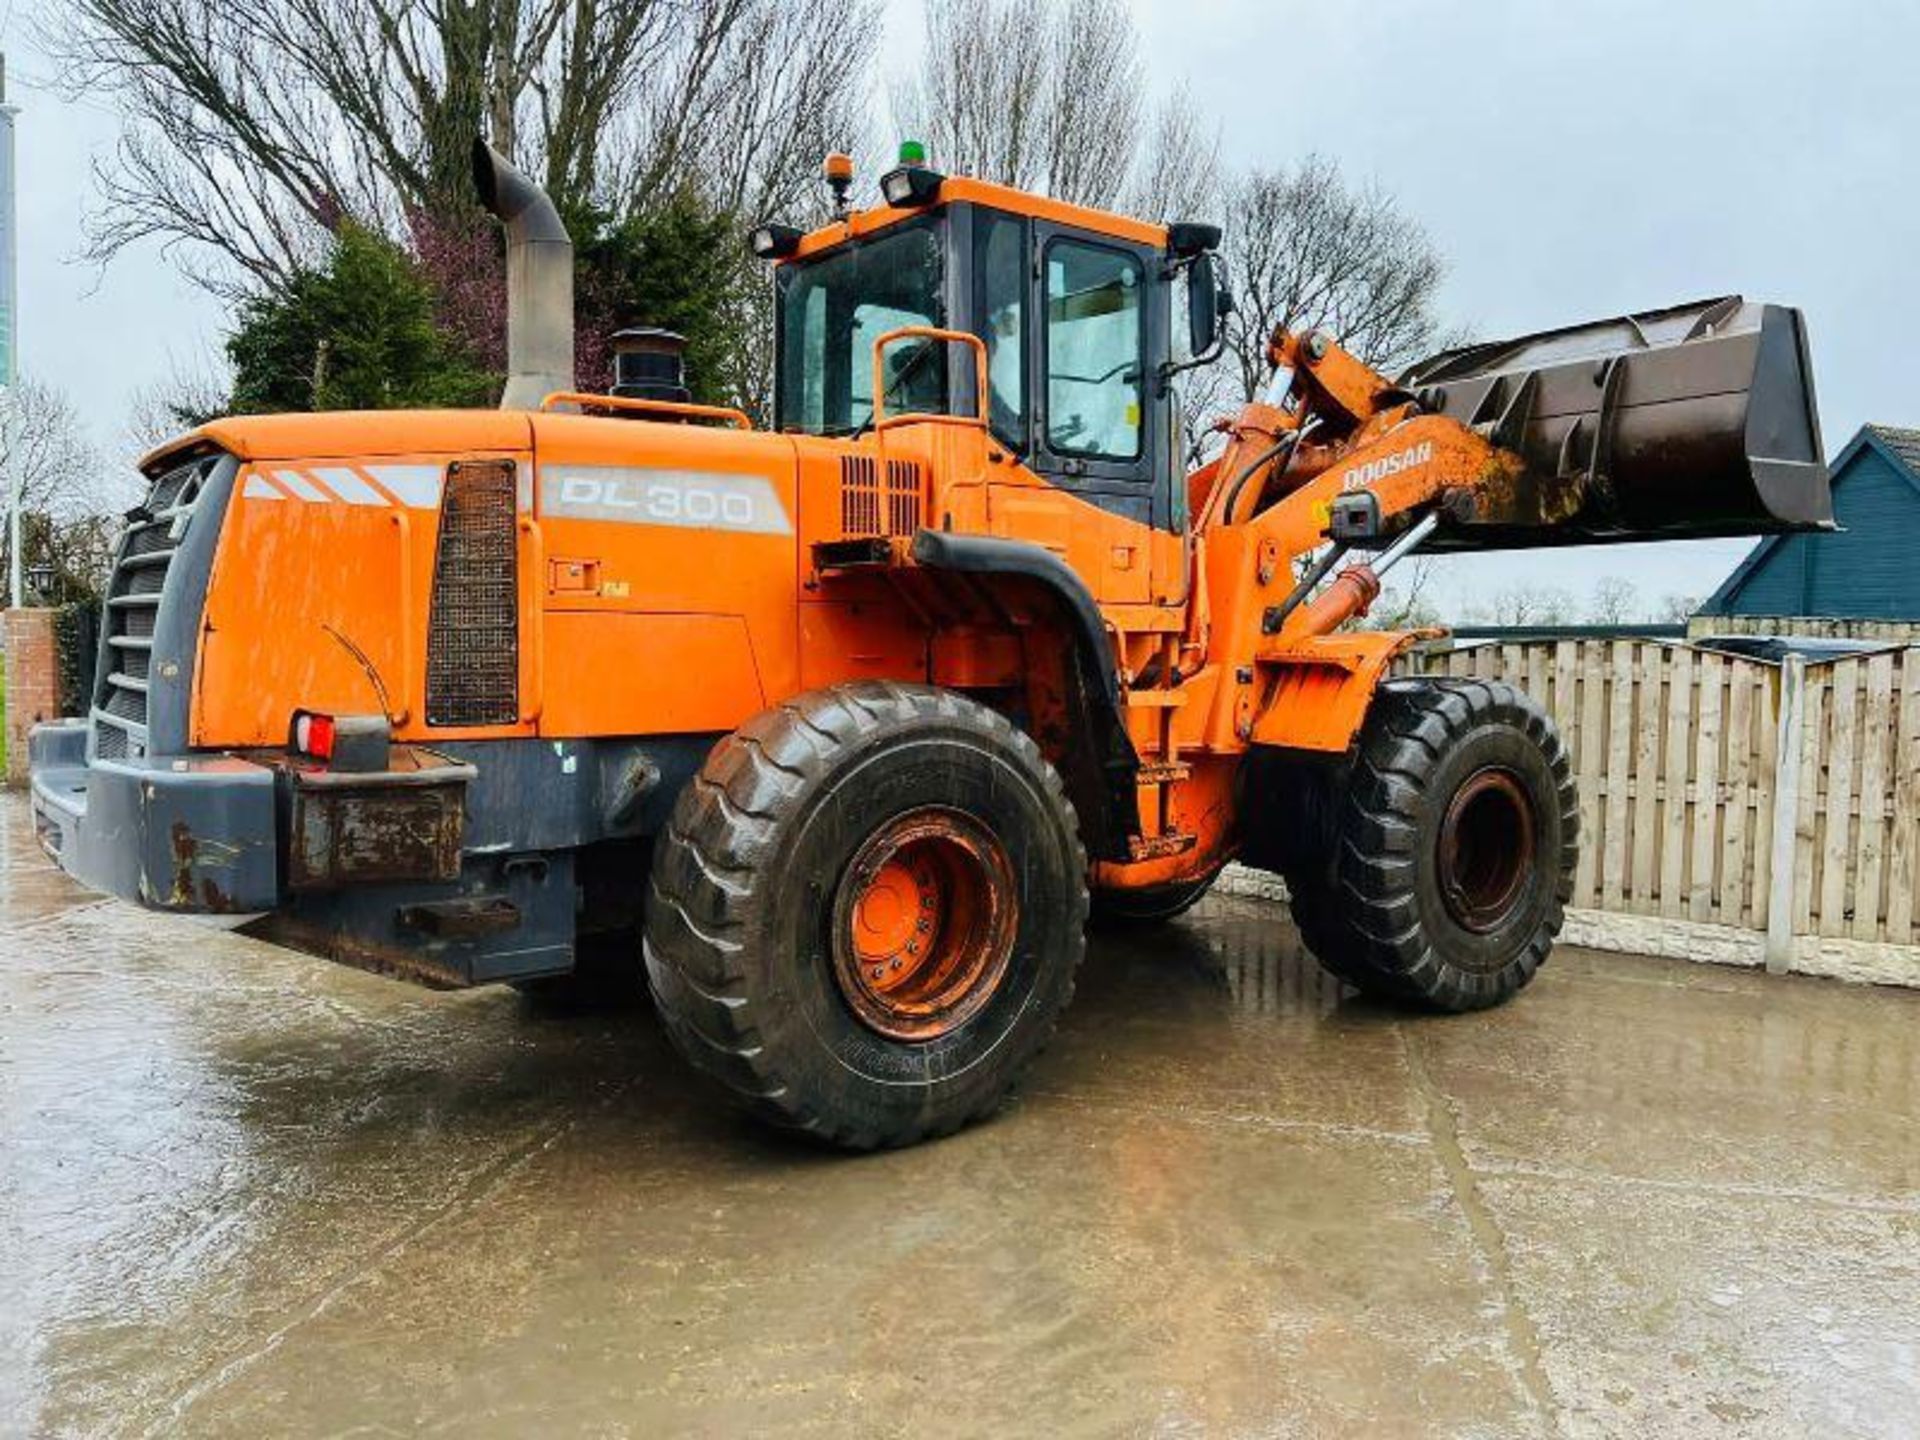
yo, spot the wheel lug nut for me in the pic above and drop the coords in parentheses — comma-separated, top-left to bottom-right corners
(870, 966, 884, 980)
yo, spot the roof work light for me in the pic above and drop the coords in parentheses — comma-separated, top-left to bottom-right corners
(881, 140, 944, 208)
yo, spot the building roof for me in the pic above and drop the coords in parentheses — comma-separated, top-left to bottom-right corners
(1698, 424, 1920, 617)
(1864, 424, 1920, 476)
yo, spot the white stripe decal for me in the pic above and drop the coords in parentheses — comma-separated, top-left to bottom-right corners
(354, 469, 402, 507)
(367, 464, 443, 509)
(274, 469, 327, 502)
(242, 474, 285, 500)
(312, 466, 387, 506)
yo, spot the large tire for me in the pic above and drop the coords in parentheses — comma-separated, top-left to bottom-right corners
(1288, 678, 1577, 1011)
(643, 681, 1087, 1149)
(1090, 867, 1223, 927)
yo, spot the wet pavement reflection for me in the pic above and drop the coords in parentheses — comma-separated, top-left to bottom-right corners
(4, 791, 1919, 1436)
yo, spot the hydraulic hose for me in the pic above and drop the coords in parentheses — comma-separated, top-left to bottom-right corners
(1216, 416, 1319, 526)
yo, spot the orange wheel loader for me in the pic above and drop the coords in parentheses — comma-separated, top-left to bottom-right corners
(28, 141, 1832, 1147)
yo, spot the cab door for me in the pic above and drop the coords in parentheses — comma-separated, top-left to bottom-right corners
(1026, 224, 1172, 605)
(968, 207, 1176, 608)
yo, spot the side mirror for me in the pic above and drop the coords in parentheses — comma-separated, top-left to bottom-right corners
(1186, 252, 1230, 356)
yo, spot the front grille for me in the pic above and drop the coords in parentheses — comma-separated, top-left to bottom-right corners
(425, 460, 519, 727)
(839, 456, 923, 538)
(92, 455, 214, 761)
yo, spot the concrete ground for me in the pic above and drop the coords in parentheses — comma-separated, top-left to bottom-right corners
(4, 791, 1919, 1439)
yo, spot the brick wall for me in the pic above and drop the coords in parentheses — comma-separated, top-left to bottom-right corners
(4, 608, 60, 785)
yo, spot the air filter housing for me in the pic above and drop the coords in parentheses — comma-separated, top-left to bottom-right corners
(610, 328, 690, 404)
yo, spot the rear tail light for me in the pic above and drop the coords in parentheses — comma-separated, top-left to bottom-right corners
(289, 710, 392, 773)
(291, 710, 337, 761)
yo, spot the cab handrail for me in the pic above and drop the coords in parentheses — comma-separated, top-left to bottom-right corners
(870, 327, 990, 433)
(539, 391, 754, 430)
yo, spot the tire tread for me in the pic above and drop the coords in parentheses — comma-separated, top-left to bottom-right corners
(1290, 678, 1578, 1011)
(644, 681, 1087, 1149)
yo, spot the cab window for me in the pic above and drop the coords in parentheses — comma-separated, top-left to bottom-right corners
(975, 210, 1026, 449)
(1044, 240, 1143, 460)
(777, 221, 946, 435)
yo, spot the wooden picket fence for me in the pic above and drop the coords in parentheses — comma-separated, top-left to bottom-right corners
(1405, 639, 1920, 967)
(1688, 613, 1920, 645)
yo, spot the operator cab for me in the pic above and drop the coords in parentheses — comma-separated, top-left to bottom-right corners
(754, 151, 1228, 534)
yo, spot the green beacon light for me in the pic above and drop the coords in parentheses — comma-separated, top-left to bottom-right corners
(882, 140, 943, 207)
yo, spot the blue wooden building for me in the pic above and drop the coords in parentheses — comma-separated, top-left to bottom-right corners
(1698, 424, 1920, 624)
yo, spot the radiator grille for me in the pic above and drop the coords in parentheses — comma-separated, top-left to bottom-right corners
(839, 456, 923, 538)
(92, 455, 213, 761)
(425, 460, 519, 727)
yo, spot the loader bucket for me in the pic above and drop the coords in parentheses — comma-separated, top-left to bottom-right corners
(1401, 296, 1831, 549)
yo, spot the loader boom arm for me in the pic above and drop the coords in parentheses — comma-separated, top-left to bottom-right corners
(1197, 297, 1830, 638)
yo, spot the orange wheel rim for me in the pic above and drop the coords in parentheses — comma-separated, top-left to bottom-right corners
(830, 808, 1018, 1041)
(1437, 766, 1536, 933)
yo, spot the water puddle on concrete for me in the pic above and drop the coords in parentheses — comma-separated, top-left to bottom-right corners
(5, 797, 1920, 1436)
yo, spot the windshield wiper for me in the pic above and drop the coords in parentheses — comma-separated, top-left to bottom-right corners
(849, 336, 939, 442)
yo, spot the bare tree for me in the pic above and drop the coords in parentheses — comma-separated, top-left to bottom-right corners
(1216, 156, 1445, 404)
(1477, 584, 1577, 627)
(2, 378, 138, 600)
(50, 0, 878, 295)
(893, 0, 1043, 192)
(1654, 592, 1702, 623)
(1587, 575, 1641, 625)
(1360, 556, 1441, 631)
(1123, 86, 1222, 224)
(1170, 155, 1447, 452)
(125, 358, 233, 462)
(681, 0, 882, 226)
(892, 0, 1214, 217)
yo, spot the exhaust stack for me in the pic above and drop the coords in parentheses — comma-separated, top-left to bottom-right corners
(472, 139, 574, 410)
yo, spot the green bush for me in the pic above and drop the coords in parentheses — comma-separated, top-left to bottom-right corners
(228, 222, 498, 414)
(53, 601, 101, 718)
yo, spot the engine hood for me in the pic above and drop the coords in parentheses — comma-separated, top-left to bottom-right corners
(143, 409, 537, 473)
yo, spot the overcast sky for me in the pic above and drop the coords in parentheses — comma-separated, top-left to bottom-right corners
(10, 1, 1916, 616)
